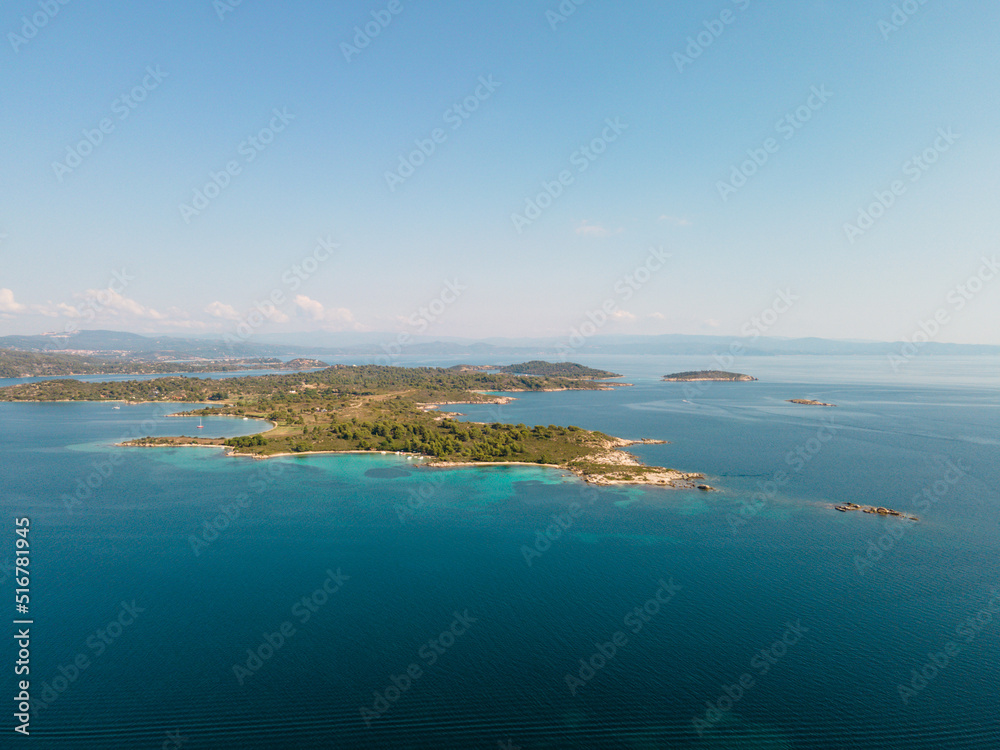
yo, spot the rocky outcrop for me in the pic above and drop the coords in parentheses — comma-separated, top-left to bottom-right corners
(834, 502, 918, 521)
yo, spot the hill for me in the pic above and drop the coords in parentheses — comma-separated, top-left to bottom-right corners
(495, 361, 621, 378)
(663, 371, 757, 382)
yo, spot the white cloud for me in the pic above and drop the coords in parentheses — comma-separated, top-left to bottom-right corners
(205, 301, 242, 321)
(295, 295, 325, 320)
(75, 289, 166, 320)
(648, 312, 666, 320)
(658, 215, 692, 227)
(294, 295, 357, 329)
(575, 220, 612, 237)
(0, 288, 26, 314)
(610, 309, 637, 322)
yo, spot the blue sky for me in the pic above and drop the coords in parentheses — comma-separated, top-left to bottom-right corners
(1, 0, 998, 344)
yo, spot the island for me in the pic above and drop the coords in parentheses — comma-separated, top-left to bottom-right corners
(663, 370, 757, 382)
(494, 361, 621, 379)
(449, 361, 622, 379)
(787, 399, 836, 407)
(0, 362, 704, 488)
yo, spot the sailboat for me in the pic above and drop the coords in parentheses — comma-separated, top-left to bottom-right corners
(197, 417, 204, 429)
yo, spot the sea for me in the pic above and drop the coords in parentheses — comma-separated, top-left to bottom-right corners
(1, 355, 998, 749)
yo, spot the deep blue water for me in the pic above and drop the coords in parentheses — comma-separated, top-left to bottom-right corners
(1, 356, 998, 748)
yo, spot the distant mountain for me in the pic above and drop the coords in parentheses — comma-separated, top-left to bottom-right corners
(2, 329, 998, 360)
(0, 330, 316, 359)
(0, 348, 324, 378)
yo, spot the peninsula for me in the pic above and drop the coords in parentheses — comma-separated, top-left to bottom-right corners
(664, 370, 757, 382)
(0, 363, 703, 488)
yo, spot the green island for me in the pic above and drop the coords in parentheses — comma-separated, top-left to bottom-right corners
(0, 363, 703, 487)
(494, 361, 621, 379)
(449, 361, 622, 379)
(0, 348, 326, 378)
(663, 370, 757, 382)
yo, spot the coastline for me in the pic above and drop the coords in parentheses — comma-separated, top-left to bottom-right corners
(12, 373, 705, 489)
(116, 435, 702, 488)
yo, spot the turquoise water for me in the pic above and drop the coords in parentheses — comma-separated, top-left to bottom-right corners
(2, 356, 998, 748)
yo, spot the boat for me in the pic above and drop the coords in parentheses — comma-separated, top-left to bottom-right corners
(197, 417, 204, 429)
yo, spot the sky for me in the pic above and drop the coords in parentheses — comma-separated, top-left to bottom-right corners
(1, 0, 998, 345)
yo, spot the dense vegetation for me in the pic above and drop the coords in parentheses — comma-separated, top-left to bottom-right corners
(495, 361, 621, 378)
(2, 363, 632, 466)
(663, 370, 757, 381)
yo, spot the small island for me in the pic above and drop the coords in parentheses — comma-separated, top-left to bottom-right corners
(787, 399, 836, 407)
(0, 362, 703, 488)
(495, 361, 621, 379)
(663, 370, 757, 382)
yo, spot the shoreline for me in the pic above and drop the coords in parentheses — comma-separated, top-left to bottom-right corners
(116, 435, 700, 488)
